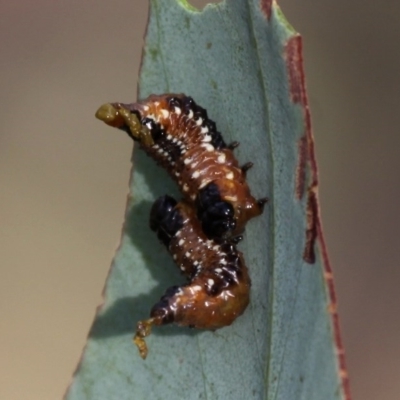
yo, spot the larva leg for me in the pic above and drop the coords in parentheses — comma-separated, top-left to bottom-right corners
(228, 141, 240, 150)
(230, 235, 243, 245)
(257, 197, 268, 211)
(241, 162, 254, 175)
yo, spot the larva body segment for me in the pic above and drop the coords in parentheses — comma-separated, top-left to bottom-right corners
(133, 195, 251, 359)
(96, 94, 266, 240)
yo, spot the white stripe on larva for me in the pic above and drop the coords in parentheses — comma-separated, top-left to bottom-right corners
(167, 134, 172, 140)
(161, 109, 169, 119)
(207, 279, 215, 286)
(226, 172, 234, 180)
(201, 143, 215, 152)
(202, 135, 212, 142)
(178, 239, 185, 246)
(196, 117, 203, 126)
(192, 170, 200, 179)
(188, 110, 194, 119)
(184, 158, 192, 165)
(201, 127, 209, 134)
(199, 179, 212, 189)
(174, 107, 182, 115)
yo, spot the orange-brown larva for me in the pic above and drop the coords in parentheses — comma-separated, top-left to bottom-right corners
(96, 94, 267, 240)
(133, 195, 251, 359)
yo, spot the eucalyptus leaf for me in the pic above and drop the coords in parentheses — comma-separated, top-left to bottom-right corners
(65, 1, 349, 399)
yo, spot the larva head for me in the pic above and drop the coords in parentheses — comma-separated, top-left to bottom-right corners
(95, 103, 154, 146)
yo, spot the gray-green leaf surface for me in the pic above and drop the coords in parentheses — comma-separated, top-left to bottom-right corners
(65, 1, 348, 399)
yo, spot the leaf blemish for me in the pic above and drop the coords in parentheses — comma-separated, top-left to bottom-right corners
(259, 0, 272, 20)
(285, 35, 306, 106)
(303, 186, 318, 264)
(295, 134, 308, 199)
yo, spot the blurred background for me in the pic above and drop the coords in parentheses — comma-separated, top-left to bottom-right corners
(0, 0, 398, 399)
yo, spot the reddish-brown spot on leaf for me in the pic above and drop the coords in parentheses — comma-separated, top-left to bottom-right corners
(296, 135, 308, 199)
(285, 35, 318, 188)
(260, 0, 272, 20)
(303, 186, 318, 264)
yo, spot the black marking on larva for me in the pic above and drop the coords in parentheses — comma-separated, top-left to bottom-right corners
(149, 195, 177, 231)
(169, 95, 226, 150)
(206, 279, 223, 296)
(141, 116, 183, 163)
(181, 96, 195, 113)
(196, 183, 236, 239)
(204, 119, 227, 150)
(167, 96, 182, 109)
(193, 104, 208, 120)
(150, 285, 183, 324)
(150, 196, 184, 247)
(150, 299, 174, 324)
(142, 117, 164, 142)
